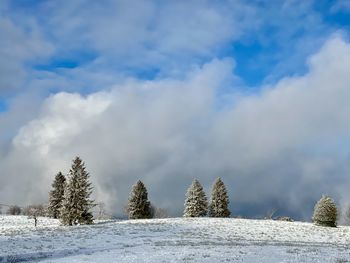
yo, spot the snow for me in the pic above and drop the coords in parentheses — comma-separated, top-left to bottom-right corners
(1, 215, 350, 262)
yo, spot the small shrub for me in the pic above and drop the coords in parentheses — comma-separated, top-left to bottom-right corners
(276, 216, 293, 222)
(312, 195, 337, 227)
(150, 205, 168, 218)
(7, 206, 21, 215)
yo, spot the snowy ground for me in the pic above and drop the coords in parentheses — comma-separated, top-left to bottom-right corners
(1, 216, 350, 262)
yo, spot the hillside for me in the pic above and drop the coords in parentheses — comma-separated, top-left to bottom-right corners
(1, 215, 350, 262)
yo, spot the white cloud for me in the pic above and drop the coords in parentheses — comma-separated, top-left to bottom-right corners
(0, 0, 334, 98)
(0, 16, 54, 92)
(14, 92, 111, 155)
(0, 58, 233, 210)
(1, 0, 350, 219)
(18, 0, 257, 77)
(2, 37, 350, 219)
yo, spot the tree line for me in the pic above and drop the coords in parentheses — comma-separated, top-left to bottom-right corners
(47, 157, 230, 225)
(47, 157, 339, 227)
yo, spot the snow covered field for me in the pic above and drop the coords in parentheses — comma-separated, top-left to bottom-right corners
(1, 215, 350, 262)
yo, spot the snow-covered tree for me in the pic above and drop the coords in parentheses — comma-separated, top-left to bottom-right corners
(312, 195, 338, 227)
(184, 179, 208, 217)
(48, 172, 66, 218)
(24, 204, 47, 217)
(209, 177, 230, 217)
(127, 180, 152, 219)
(60, 157, 95, 225)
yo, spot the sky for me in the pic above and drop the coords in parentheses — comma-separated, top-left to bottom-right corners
(1, 0, 350, 220)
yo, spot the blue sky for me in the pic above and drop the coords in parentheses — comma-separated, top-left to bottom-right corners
(1, 0, 349, 105)
(2, 0, 350, 218)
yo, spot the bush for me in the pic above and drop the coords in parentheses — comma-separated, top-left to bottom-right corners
(7, 206, 21, 215)
(23, 204, 47, 217)
(276, 216, 293, 222)
(150, 204, 168, 218)
(312, 195, 337, 227)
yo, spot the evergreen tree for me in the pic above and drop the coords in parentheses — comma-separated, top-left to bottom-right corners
(48, 172, 66, 219)
(312, 195, 338, 227)
(209, 177, 230, 217)
(60, 157, 95, 225)
(183, 179, 208, 217)
(127, 180, 152, 219)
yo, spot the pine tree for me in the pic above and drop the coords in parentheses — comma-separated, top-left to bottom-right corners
(60, 157, 95, 225)
(312, 195, 338, 227)
(48, 172, 66, 218)
(184, 179, 208, 217)
(127, 180, 152, 219)
(209, 177, 230, 217)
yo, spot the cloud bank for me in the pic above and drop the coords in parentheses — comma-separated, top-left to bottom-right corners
(2, 36, 350, 219)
